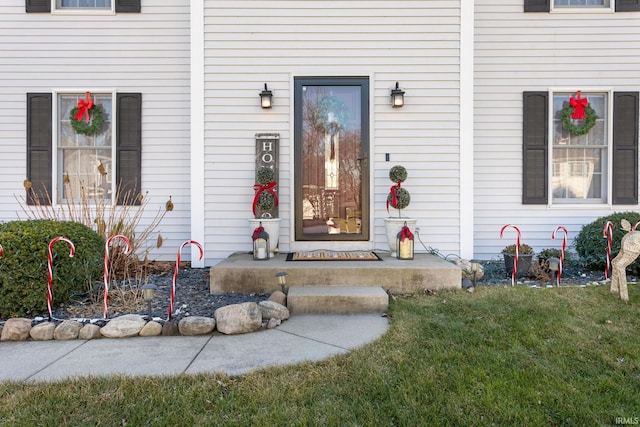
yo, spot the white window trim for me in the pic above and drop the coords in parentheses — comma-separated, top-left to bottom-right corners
(52, 88, 117, 206)
(51, 0, 115, 15)
(547, 88, 614, 209)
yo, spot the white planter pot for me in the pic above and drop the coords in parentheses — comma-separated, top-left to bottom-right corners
(248, 218, 282, 257)
(384, 217, 418, 257)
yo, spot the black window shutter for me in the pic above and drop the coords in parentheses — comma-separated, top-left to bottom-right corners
(523, 91, 549, 204)
(26, 0, 50, 13)
(524, 0, 550, 12)
(115, 0, 141, 13)
(616, 0, 640, 11)
(116, 93, 142, 205)
(612, 92, 639, 205)
(26, 93, 53, 205)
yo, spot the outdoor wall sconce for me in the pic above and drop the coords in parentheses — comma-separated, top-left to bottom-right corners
(470, 259, 481, 287)
(141, 283, 157, 320)
(260, 83, 273, 109)
(391, 82, 405, 108)
(253, 223, 270, 260)
(396, 222, 414, 260)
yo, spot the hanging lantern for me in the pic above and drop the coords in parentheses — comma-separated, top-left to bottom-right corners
(252, 223, 270, 260)
(396, 222, 414, 260)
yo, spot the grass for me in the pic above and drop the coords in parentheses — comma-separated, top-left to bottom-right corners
(0, 285, 638, 426)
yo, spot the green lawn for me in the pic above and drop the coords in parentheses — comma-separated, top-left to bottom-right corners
(1, 285, 638, 426)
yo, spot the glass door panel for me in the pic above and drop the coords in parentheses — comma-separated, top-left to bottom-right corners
(294, 77, 369, 241)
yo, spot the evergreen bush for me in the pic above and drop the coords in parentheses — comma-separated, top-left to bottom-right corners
(574, 211, 640, 276)
(0, 220, 104, 318)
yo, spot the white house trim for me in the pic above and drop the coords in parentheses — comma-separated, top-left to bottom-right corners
(460, 0, 474, 259)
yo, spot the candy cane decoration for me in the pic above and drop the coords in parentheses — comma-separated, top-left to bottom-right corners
(47, 237, 75, 320)
(0, 243, 3, 258)
(500, 224, 521, 287)
(603, 221, 614, 279)
(551, 226, 568, 287)
(168, 240, 204, 320)
(103, 234, 131, 319)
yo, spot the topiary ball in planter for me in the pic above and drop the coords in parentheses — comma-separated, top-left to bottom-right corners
(254, 167, 278, 218)
(387, 165, 411, 216)
(0, 219, 105, 319)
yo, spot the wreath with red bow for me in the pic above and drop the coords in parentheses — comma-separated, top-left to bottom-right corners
(69, 92, 104, 136)
(561, 92, 598, 136)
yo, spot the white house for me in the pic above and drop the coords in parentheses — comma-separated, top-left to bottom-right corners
(1, 0, 638, 268)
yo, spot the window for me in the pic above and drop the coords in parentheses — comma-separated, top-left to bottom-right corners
(26, 92, 142, 206)
(551, 92, 607, 203)
(554, 0, 611, 8)
(57, 0, 111, 9)
(58, 93, 113, 201)
(523, 91, 639, 206)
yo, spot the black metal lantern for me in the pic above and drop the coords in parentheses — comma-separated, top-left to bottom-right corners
(260, 83, 273, 109)
(252, 223, 270, 260)
(396, 222, 414, 260)
(391, 82, 405, 108)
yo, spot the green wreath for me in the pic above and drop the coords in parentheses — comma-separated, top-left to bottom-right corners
(70, 105, 104, 136)
(561, 103, 598, 136)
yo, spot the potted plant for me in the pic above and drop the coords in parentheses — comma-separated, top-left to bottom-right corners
(248, 167, 281, 258)
(383, 165, 417, 257)
(502, 243, 535, 278)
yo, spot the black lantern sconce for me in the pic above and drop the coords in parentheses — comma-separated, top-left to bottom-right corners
(260, 83, 273, 109)
(252, 223, 270, 260)
(391, 82, 405, 108)
(396, 222, 414, 260)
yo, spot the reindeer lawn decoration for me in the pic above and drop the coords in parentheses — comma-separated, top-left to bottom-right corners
(610, 219, 640, 303)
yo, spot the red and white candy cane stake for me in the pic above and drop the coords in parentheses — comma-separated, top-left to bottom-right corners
(603, 221, 614, 279)
(551, 226, 568, 286)
(47, 237, 75, 320)
(168, 240, 204, 320)
(500, 224, 521, 287)
(0, 243, 3, 258)
(103, 234, 131, 319)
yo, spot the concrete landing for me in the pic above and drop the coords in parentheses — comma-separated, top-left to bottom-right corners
(287, 286, 389, 314)
(210, 252, 461, 295)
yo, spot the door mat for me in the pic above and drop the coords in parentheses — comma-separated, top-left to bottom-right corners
(286, 251, 382, 261)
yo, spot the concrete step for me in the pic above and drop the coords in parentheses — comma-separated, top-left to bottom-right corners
(287, 286, 389, 314)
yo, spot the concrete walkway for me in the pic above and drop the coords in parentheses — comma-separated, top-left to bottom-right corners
(0, 314, 388, 383)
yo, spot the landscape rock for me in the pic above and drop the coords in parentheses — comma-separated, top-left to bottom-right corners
(30, 322, 56, 341)
(139, 321, 163, 337)
(162, 321, 180, 336)
(268, 290, 287, 306)
(267, 318, 281, 329)
(178, 316, 216, 336)
(54, 320, 83, 340)
(79, 324, 102, 340)
(100, 314, 147, 338)
(1, 318, 32, 342)
(215, 302, 262, 335)
(258, 300, 289, 320)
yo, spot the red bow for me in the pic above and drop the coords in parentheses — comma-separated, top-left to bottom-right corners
(387, 182, 401, 214)
(399, 225, 413, 242)
(74, 92, 94, 123)
(569, 94, 588, 120)
(252, 226, 265, 241)
(252, 181, 278, 216)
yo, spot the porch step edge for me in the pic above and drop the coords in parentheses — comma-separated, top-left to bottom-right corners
(287, 286, 389, 314)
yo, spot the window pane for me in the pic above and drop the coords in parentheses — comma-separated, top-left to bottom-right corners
(59, 0, 111, 8)
(554, 0, 609, 7)
(552, 92, 607, 203)
(58, 94, 112, 201)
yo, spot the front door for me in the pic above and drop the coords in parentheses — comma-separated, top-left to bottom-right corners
(294, 77, 370, 241)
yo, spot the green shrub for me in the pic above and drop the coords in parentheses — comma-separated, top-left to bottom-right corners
(0, 220, 104, 318)
(574, 211, 640, 276)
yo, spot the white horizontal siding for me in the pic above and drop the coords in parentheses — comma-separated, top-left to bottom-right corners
(474, 1, 640, 260)
(0, 1, 192, 262)
(203, 1, 462, 263)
